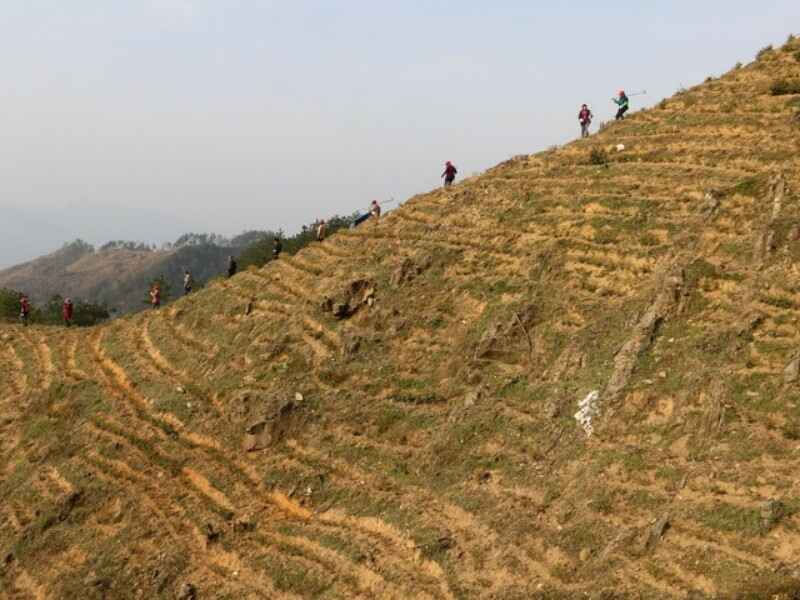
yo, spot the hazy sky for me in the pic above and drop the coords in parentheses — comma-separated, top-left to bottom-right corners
(0, 1, 795, 267)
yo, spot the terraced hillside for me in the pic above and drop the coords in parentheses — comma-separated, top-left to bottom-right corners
(2, 40, 800, 599)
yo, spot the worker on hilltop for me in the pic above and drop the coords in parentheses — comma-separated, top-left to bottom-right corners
(272, 236, 282, 260)
(227, 255, 237, 278)
(613, 90, 629, 120)
(370, 200, 381, 223)
(19, 294, 31, 326)
(579, 104, 593, 138)
(62, 298, 74, 327)
(149, 284, 161, 310)
(183, 269, 194, 295)
(316, 219, 327, 242)
(442, 161, 458, 188)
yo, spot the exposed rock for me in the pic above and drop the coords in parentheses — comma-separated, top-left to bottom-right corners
(321, 279, 376, 320)
(474, 304, 536, 360)
(605, 266, 684, 398)
(391, 255, 432, 287)
(342, 334, 363, 357)
(544, 401, 560, 419)
(464, 389, 481, 408)
(644, 514, 670, 550)
(760, 499, 786, 531)
(574, 391, 601, 437)
(204, 522, 220, 545)
(242, 400, 307, 452)
(177, 582, 197, 600)
(784, 358, 800, 383)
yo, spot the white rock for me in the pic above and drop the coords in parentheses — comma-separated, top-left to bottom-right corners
(574, 390, 601, 437)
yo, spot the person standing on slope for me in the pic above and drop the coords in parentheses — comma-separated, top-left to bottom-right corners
(272, 237, 282, 260)
(442, 161, 458, 187)
(370, 200, 381, 223)
(579, 104, 593, 138)
(19, 294, 31, 326)
(316, 219, 327, 242)
(183, 269, 194, 295)
(227, 255, 237, 278)
(63, 298, 74, 327)
(150, 285, 161, 310)
(613, 90, 629, 120)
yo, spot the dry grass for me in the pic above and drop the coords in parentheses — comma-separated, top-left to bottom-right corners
(3, 40, 800, 599)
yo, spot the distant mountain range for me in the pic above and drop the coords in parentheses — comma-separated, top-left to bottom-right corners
(0, 232, 265, 314)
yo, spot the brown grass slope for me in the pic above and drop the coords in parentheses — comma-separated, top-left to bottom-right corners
(3, 41, 800, 599)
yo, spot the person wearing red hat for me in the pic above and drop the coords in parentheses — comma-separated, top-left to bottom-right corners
(442, 161, 458, 187)
(579, 104, 593, 138)
(613, 90, 629, 120)
(63, 298, 74, 327)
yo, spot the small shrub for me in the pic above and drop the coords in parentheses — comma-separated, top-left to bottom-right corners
(589, 148, 608, 166)
(705, 76, 714, 83)
(658, 99, 668, 110)
(757, 45, 773, 59)
(794, 50, 800, 62)
(734, 61, 743, 70)
(770, 79, 800, 96)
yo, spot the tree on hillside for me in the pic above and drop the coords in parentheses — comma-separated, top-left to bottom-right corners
(0, 288, 21, 321)
(229, 230, 271, 248)
(238, 215, 355, 269)
(39, 294, 110, 326)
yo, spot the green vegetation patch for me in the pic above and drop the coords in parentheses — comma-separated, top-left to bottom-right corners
(770, 79, 800, 96)
(698, 502, 762, 535)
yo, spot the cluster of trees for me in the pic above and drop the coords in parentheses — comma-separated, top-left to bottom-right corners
(0, 288, 110, 327)
(99, 240, 155, 252)
(238, 214, 355, 269)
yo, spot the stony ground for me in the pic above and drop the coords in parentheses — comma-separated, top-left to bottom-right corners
(3, 39, 800, 600)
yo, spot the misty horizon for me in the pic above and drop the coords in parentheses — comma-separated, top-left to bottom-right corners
(1, 1, 795, 268)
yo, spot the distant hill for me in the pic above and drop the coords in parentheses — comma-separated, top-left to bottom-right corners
(0, 237, 245, 314)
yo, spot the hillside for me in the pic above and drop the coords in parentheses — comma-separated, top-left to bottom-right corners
(2, 39, 800, 599)
(0, 241, 234, 314)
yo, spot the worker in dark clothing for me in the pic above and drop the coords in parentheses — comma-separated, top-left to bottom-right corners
(183, 270, 194, 295)
(63, 298, 74, 327)
(19, 294, 31, 326)
(613, 90, 629, 120)
(272, 237, 282, 260)
(442, 161, 458, 187)
(579, 104, 593, 138)
(227, 256, 237, 278)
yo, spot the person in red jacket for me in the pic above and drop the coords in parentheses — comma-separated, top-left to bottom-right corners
(63, 298, 74, 327)
(442, 161, 457, 187)
(19, 294, 31, 326)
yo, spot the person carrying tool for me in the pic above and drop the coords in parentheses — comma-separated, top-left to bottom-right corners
(613, 90, 629, 120)
(19, 294, 31, 326)
(370, 200, 381, 222)
(62, 298, 74, 327)
(183, 270, 194, 295)
(227, 255, 237, 278)
(442, 161, 458, 187)
(579, 104, 593, 138)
